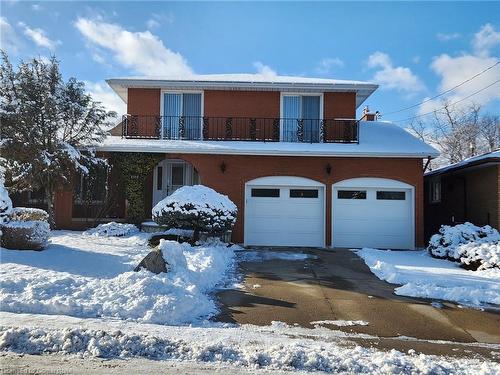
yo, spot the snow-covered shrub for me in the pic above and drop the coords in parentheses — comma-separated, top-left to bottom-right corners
(85, 222, 139, 237)
(152, 185, 237, 242)
(0, 220, 50, 250)
(0, 179, 12, 224)
(427, 222, 500, 270)
(10, 207, 49, 222)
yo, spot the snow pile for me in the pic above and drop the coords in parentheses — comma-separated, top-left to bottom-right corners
(428, 223, 500, 270)
(152, 185, 237, 234)
(356, 248, 500, 307)
(311, 320, 369, 327)
(85, 222, 139, 237)
(1, 318, 498, 374)
(10, 207, 49, 222)
(0, 232, 237, 324)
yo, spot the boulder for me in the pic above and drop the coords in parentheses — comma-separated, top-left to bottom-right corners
(134, 249, 169, 274)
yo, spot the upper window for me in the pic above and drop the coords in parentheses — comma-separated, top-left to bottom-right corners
(377, 191, 406, 200)
(251, 188, 280, 198)
(290, 189, 319, 198)
(337, 190, 366, 199)
(282, 95, 321, 142)
(430, 178, 441, 203)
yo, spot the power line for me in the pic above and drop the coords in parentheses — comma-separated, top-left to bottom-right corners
(392, 79, 500, 123)
(383, 60, 500, 116)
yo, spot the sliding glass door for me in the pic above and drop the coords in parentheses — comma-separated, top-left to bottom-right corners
(163, 92, 202, 139)
(282, 95, 321, 142)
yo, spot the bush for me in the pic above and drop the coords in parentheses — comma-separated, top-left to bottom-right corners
(1, 220, 50, 250)
(85, 222, 139, 237)
(152, 185, 237, 242)
(427, 222, 500, 270)
(10, 207, 49, 222)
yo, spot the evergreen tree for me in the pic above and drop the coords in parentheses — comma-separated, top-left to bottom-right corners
(0, 51, 115, 226)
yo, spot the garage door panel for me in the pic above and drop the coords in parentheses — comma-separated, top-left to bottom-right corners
(333, 185, 413, 250)
(245, 184, 324, 247)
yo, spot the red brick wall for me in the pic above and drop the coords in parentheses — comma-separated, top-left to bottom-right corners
(168, 154, 424, 248)
(323, 92, 356, 119)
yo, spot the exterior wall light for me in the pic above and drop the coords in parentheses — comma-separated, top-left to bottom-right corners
(220, 161, 227, 173)
(326, 164, 332, 174)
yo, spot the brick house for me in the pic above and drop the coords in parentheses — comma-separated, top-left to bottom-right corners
(424, 150, 500, 241)
(14, 75, 439, 249)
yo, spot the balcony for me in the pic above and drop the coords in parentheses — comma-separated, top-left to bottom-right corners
(121, 115, 359, 144)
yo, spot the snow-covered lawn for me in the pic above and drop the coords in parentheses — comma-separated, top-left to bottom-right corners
(0, 231, 237, 325)
(356, 248, 500, 307)
(1, 312, 499, 374)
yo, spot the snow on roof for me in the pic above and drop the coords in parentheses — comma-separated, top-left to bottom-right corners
(426, 149, 500, 176)
(96, 121, 439, 158)
(106, 74, 378, 109)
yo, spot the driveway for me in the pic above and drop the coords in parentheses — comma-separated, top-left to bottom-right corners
(217, 248, 500, 359)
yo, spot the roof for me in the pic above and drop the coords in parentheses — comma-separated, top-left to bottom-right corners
(106, 74, 379, 109)
(96, 121, 439, 158)
(425, 149, 500, 177)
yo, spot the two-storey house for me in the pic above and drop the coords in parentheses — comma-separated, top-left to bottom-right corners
(22, 74, 439, 249)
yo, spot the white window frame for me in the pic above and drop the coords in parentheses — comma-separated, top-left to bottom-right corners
(279, 92, 324, 141)
(159, 90, 204, 140)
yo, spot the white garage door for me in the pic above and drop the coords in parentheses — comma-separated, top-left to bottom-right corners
(245, 177, 325, 247)
(333, 178, 414, 250)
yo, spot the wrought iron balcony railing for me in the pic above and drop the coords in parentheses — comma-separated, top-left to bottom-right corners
(121, 115, 359, 144)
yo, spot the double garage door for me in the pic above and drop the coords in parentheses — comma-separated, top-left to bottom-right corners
(244, 177, 414, 249)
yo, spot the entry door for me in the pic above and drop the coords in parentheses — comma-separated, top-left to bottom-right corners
(153, 161, 199, 207)
(245, 185, 325, 247)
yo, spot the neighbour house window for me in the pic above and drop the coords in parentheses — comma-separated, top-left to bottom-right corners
(251, 188, 280, 198)
(430, 179, 441, 203)
(74, 165, 108, 204)
(290, 189, 319, 198)
(337, 190, 367, 199)
(376, 191, 406, 200)
(163, 92, 202, 140)
(282, 95, 321, 142)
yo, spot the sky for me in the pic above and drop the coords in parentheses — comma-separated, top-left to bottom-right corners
(1, 1, 499, 126)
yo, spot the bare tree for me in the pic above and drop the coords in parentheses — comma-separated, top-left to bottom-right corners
(480, 114, 499, 151)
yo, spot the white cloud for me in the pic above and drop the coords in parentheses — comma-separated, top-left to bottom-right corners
(367, 51, 425, 94)
(0, 17, 21, 54)
(472, 23, 500, 57)
(316, 57, 344, 74)
(75, 17, 192, 76)
(419, 24, 500, 115)
(253, 61, 277, 77)
(18, 22, 60, 50)
(85, 80, 126, 116)
(436, 32, 461, 42)
(146, 12, 174, 30)
(31, 4, 42, 11)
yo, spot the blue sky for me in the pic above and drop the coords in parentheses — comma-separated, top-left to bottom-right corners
(1, 1, 499, 124)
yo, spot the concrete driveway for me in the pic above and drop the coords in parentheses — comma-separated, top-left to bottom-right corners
(217, 248, 500, 358)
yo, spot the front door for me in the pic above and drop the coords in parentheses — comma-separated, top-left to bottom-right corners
(152, 160, 199, 207)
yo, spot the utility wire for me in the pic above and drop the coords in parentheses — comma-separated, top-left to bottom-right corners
(383, 60, 500, 116)
(392, 79, 500, 123)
